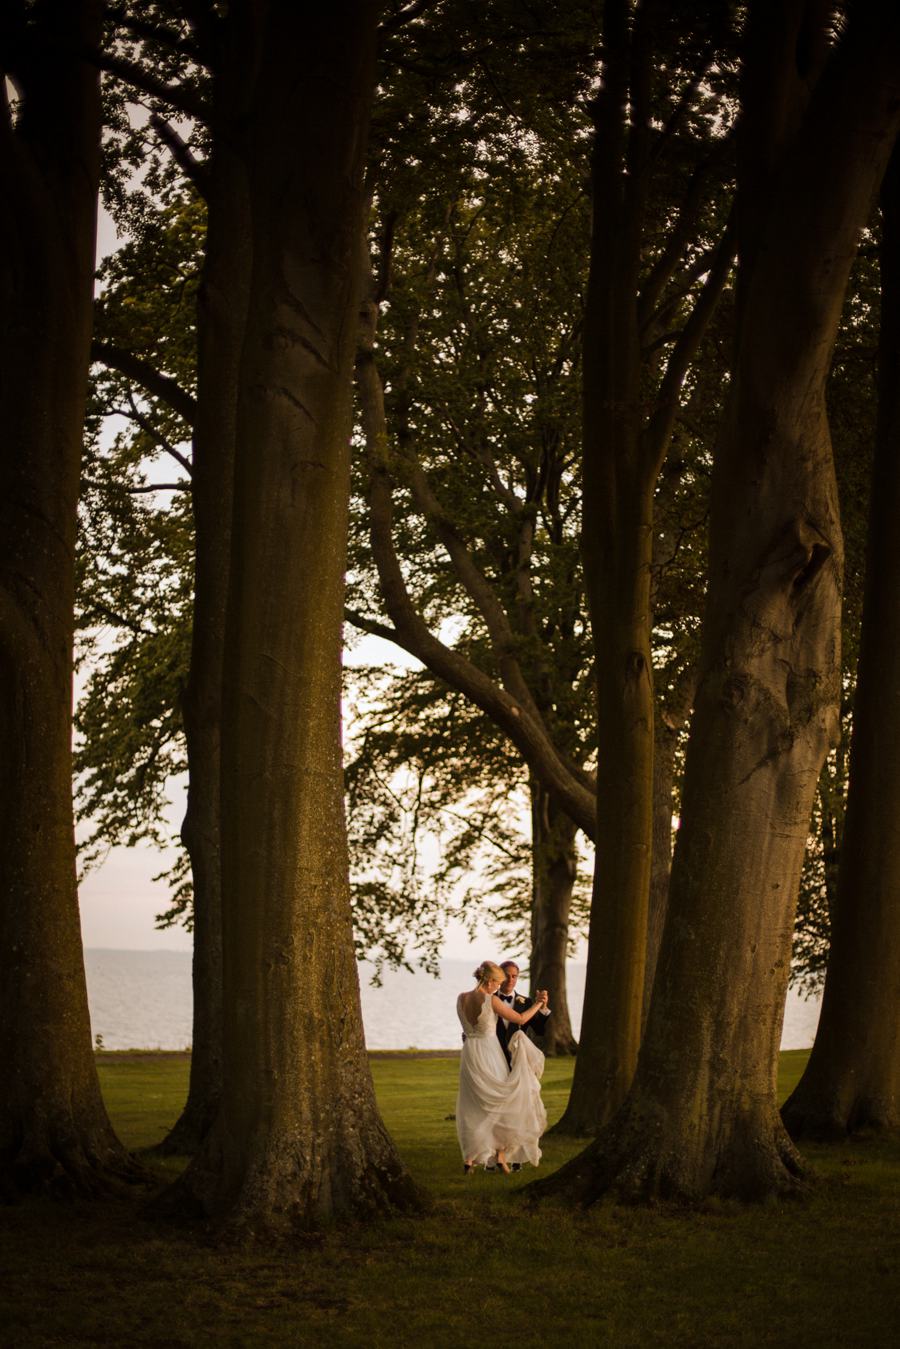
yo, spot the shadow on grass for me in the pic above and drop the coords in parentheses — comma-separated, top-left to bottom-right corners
(0, 1051, 896, 1347)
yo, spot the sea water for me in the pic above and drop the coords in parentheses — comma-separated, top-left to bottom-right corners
(83, 949, 822, 1052)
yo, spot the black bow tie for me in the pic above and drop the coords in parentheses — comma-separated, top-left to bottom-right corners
(500, 993, 513, 1002)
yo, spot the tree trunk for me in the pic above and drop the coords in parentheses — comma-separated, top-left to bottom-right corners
(557, 498, 656, 1133)
(164, 0, 422, 1236)
(529, 779, 578, 1055)
(781, 140, 900, 1141)
(642, 669, 696, 1030)
(156, 43, 254, 1159)
(0, 1, 138, 1196)
(642, 714, 678, 1029)
(530, 5, 900, 1203)
(554, 0, 733, 1135)
(552, 5, 655, 1132)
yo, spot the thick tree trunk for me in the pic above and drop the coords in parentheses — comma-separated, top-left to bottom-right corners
(529, 779, 578, 1056)
(555, 0, 732, 1135)
(531, 6, 900, 1204)
(165, 1, 422, 1236)
(0, 1, 138, 1196)
(557, 499, 655, 1133)
(553, 4, 655, 1130)
(157, 56, 253, 1159)
(781, 142, 900, 1142)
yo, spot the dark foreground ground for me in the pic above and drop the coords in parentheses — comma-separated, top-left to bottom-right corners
(0, 1049, 897, 1346)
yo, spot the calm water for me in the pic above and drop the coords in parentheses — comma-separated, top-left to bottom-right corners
(83, 949, 822, 1052)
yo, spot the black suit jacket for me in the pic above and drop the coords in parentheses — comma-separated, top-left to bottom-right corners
(495, 991, 548, 1067)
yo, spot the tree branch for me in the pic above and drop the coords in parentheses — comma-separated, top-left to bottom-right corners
(382, 0, 438, 32)
(354, 227, 596, 836)
(365, 459, 597, 839)
(149, 112, 209, 199)
(82, 476, 190, 495)
(121, 392, 194, 477)
(641, 214, 736, 475)
(344, 607, 403, 646)
(92, 338, 197, 426)
(105, 10, 203, 63)
(128, 481, 190, 494)
(81, 600, 154, 637)
(648, 40, 717, 167)
(401, 452, 545, 719)
(83, 47, 208, 122)
(637, 137, 732, 330)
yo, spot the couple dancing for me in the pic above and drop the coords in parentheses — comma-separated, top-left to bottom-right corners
(456, 960, 550, 1174)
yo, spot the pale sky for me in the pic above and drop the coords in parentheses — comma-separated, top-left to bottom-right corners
(77, 812, 500, 959)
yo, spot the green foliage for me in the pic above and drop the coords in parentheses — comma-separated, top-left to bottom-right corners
(345, 9, 599, 960)
(345, 664, 532, 975)
(77, 1, 880, 993)
(76, 17, 209, 893)
(76, 198, 199, 894)
(100, 5, 211, 244)
(345, 0, 740, 961)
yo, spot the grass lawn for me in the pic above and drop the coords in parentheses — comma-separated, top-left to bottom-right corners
(0, 1048, 897, 1346)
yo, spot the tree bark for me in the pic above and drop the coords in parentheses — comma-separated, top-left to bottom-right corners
(164, 0, 422, 1235)
(548, 3, 655, 1133)
(529, 779, 578, 1055)
(553, 0, 733, 1135)
(530, 3, 900, 1202)
(0, 0, 139, 1196)
(642, 712, 678, 1028)
(156, 25, 252, 1159)
(781, 138, 900, 1141)
(642, 667, 697, 1029)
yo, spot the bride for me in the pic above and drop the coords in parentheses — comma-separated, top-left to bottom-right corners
(455, 960, 548, 1174)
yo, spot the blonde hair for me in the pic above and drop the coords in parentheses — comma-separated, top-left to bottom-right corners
(473, 960, 504, 987)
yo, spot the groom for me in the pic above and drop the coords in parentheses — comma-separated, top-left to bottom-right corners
(495, 960, 550, 1068)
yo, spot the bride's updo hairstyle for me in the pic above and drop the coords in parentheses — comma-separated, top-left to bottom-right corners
(474, 960, 504, 987)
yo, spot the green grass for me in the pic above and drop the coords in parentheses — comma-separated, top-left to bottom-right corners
(0, 1049, 898, 1347)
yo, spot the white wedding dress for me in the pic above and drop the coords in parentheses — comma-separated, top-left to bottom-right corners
(455, 991, 548, 1169)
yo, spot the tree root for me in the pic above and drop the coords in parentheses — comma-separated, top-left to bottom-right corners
(782, 1087, 900, 1143)
(151, 1096, 219, 1157)
(527, 1101, 809, 1209)
(0, 1133, 147, 1203)
(150, 1132, 428, 1243)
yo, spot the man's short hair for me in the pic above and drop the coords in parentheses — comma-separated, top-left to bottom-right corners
(500, 960, 520, 973)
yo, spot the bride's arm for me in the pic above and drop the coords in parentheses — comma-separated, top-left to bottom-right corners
(491, 994, 543, 1026)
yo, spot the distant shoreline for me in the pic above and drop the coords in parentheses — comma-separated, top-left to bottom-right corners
(95, 1047, 463, 1061)
(95, 1047, 813, 1064)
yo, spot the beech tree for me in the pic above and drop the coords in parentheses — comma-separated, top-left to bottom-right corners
(148, 0, 424, 1233)
(555, 0, 735, 1133)
(531, 0, 900, 1204)
(0, 0, 138, 1195)
(354, 162, 594, 1053)
(782, 141, 900, 1140)
(352, 2, 734, 1073)
(790, 240, 878, 994)
(84, 4, 730, 1093)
